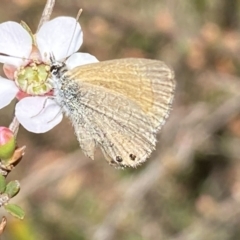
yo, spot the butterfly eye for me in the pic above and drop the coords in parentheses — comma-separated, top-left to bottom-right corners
(50, 65, 59, 75)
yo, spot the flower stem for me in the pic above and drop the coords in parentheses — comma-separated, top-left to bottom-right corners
(37, 0, 56, 32)
(8, 116, 19, 138)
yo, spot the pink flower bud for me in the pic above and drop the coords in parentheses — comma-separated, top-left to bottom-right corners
(0, 127, 16, 160)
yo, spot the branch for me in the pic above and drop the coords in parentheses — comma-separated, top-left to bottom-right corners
(37, 0, 55, 31)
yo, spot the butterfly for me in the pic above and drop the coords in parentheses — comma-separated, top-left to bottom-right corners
(50, 56, 175, 168)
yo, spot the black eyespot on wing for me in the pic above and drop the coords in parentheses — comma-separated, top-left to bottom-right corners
(110, 160, 116, 164)
(116, 156, 123, 162)
(129, 154, 136, 161)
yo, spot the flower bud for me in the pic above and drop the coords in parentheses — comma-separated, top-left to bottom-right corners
(0, 127, 16, 160)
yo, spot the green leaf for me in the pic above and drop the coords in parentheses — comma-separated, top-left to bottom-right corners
(5, 180, 20, 198)
(4, 204, 25, 219)
(0, 175, 6, 194)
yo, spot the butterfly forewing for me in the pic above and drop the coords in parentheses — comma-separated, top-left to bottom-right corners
(57, 58, 175, 167)
(67, 58, 175, 128)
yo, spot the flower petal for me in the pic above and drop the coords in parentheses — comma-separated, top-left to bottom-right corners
(0, 22, 32, 66)
(15, 97, 63, 133)
(0, 77, 18, 109)
(66, 52, 98, 69)
(36, 17, 82, 62)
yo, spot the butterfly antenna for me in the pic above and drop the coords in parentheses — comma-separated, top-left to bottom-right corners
(0, 53, 31, 62)
(65, 8, 83, 59)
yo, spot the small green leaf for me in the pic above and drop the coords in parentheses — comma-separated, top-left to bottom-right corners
(0, 175, 6, 194)
(4, 204, 25, 219)
(5, 180, 20, 198)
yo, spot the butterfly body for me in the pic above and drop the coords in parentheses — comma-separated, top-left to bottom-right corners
(50, 58, 175, 168)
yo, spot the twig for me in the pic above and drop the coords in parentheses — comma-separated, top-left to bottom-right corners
(8, 116, 19, 137)
(37, 0, 55, 31)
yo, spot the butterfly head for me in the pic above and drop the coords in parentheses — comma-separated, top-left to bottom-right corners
(49, 53, 67, 78)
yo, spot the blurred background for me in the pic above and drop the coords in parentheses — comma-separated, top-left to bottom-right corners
(1, 0, 240, 239)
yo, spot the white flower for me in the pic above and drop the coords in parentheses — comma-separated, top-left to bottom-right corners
(0, 17, 98, 133)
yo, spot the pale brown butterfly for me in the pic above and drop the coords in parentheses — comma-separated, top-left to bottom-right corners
(50, 56, 175, 168)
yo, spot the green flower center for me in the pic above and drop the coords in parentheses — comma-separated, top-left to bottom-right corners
(15, 62, 52, 95)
